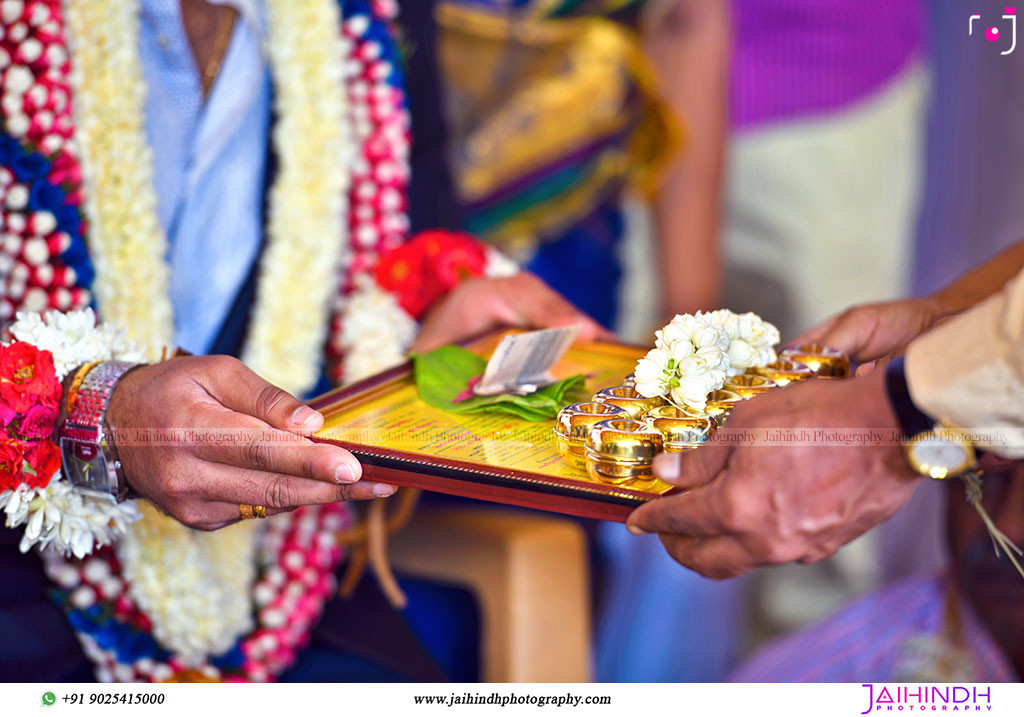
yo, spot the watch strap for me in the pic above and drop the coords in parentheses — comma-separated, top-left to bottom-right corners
(885, 356, 934, 439)
(61, 360, 140, 499)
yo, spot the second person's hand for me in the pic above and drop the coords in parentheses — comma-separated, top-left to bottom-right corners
(411, 273, 614, 353)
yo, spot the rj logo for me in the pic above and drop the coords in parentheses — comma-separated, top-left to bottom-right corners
(970, 7, 1018, 55)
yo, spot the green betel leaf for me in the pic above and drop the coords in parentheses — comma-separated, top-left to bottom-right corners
(411, 346, 487, 410)
(537, 374, 588, 405)
(412, 345, 586, 422)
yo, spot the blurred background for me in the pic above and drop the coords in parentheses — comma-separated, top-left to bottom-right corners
(394, 0, 1024, 682)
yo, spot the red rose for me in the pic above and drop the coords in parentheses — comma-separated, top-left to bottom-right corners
(18, 403, 58, 439)
(0, 436, 25, 491)
(0, 342, 62, 413)
(431, 235, 487, 290)
(24, 440, 61, 489)
(374, 240, 444, 318)
(374, 231, 490, 319)
(0, 402, 16, 428)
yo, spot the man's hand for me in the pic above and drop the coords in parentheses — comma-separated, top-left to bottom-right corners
(411, 274, 613, 353)
(107, 356, 392, 531)
(625, 370, 923, 579)
(793, 298, 940, 370)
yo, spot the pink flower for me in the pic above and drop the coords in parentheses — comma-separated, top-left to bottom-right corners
(19, 403, 57, 439)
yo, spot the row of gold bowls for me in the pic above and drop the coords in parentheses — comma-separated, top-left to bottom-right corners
(553, 345, 849, 486)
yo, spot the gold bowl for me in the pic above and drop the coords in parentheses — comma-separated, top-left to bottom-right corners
(723, 373, 777, 398)
(779, 344, 850, 379)
(703, 389, 743, 423)
(592, 385, 666, 420)
(642, 405, 715, 451)
(749, 359, 814, 387)
(553, 402, 629, 471)
(585, 418, 664, 485)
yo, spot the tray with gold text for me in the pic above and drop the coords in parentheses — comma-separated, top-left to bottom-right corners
(309, 330, 676, 521)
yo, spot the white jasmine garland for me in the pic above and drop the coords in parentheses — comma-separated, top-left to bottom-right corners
(2, 0, 427, 679)
(635, 309, 780, 411)
(698, 309, 780, 376)
(241, 0, 351, 396)
(60, 0, 354, 660)
(64, 0, 175, 357)
(117, 502, 257, 663)
(635, 313, 731, 411)
(340, 274, 418, 382)
(0, 481, 141, 559)
(10, 308, 145, 379)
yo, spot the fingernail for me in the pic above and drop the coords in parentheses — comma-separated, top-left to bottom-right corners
(291, 405, 320, 427)
(334, 464, 357, 484)
(626, 524, 649, 536)
(653, 452, 680, 482)
(371, 483, 397, 497)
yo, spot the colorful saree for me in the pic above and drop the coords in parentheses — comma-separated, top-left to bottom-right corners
(435, 0, 682, 326)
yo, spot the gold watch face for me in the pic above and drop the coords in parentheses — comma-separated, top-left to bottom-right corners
(905, 430, 976, 479)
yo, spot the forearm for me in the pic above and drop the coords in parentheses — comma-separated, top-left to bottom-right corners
(644, 0, 729, 317)
(656, 151, 724, 316)
(907, 268, 1024, 458)
(927, 239, 1024, 319)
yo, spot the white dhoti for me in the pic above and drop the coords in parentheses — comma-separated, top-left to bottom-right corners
(722, 60, 929, 336)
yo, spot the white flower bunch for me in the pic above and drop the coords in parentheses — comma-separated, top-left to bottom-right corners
(0, 309, 145, 558)
(697, 309, 781, 376)
(634, 313, 732, 411)
(11, 309, 145, 379)
(634, 310, 781, 411)
(0, 481, 141, 559)
(339, 274, 418, 383)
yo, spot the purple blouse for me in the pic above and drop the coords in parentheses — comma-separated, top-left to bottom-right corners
(730, 0, 927, 130)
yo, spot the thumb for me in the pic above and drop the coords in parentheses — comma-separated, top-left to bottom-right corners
(653, 440, 731, 490)
(577, 318, 618, 343)
(855, 351, 900, 377)
(206, 357, 324, 436)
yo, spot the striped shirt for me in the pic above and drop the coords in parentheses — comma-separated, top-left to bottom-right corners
(731, 576, 1018, 682)
(731, 0, 926, 129)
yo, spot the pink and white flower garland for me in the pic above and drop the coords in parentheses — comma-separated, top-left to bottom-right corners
(0, 0, 520, 683)
(42, 502, 351, 682)
(0, 0, 90, 320)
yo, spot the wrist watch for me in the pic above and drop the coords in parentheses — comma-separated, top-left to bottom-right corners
(885, 356, 977, 479)
(60, 360, 140, 501)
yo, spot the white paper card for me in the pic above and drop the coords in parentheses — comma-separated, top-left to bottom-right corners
(474, 326, 581, 396)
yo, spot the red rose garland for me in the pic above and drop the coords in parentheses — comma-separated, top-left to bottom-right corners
(374, 230, 488, 319)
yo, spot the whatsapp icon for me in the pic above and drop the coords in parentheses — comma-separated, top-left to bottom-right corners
(42, 692, 57, 706)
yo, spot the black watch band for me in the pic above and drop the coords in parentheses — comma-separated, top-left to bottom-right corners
(884, 356, 935, 439)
